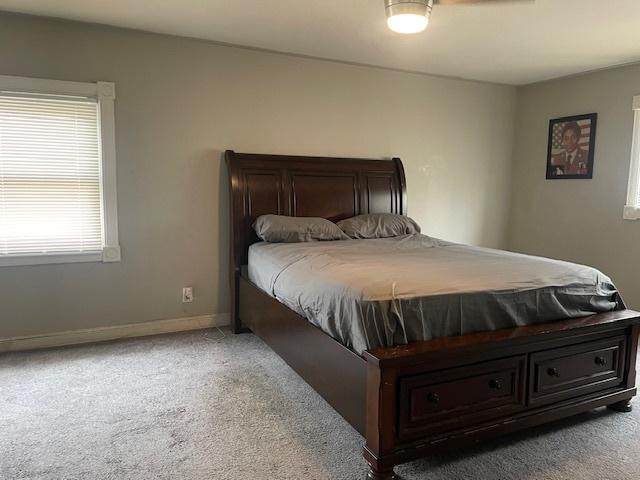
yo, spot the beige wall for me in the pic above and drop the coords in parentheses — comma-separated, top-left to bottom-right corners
(0, 14, 517, 339)
(509, 64, 640, 308)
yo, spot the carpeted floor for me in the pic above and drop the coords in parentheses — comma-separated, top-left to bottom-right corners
(1, 328, 638, 480)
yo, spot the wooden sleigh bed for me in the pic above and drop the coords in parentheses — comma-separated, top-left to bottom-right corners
(226, 150, 640, 479)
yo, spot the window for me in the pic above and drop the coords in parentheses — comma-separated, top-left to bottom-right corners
(624, 95, 640, 220)
(0, 75, 119, 266)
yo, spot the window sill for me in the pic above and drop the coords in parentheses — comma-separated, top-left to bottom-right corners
(0, 246, 121, 267)
(623, 205, 640, 220)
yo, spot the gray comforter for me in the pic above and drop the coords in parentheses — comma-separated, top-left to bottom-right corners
(248, 234, 624, 355)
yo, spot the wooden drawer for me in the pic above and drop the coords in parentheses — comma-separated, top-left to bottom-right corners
(398, 356, 526, 440)
(528, 335, 626, 407)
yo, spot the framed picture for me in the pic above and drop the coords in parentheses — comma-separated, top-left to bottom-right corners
(546, 113, 597, 179)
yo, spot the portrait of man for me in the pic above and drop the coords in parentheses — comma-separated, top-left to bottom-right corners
(546, 113, 597, 179)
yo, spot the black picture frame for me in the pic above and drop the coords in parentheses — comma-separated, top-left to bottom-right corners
(546, 113, 597, 180)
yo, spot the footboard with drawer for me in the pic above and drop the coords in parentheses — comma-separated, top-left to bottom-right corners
(363, 310, 640, 479)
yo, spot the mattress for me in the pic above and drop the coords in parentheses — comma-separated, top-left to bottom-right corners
(248, 234, 624, 355)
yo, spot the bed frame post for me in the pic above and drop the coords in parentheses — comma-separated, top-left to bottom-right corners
(229, 268, 244, 334)
(363, 358, 398, 480)
(609, 323, 639, 412)
(392, 157, 407, 216)
(225, 150, 248, 334)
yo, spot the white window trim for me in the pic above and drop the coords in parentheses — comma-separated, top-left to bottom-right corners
(624, 95, 640, 220)
(0, 74, 120, 266)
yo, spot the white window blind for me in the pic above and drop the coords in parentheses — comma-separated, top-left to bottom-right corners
(624, 96, 640, 220)
(0, 93, 104, 256)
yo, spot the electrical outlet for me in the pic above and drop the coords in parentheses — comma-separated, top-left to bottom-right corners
(182, 287, 193, 303)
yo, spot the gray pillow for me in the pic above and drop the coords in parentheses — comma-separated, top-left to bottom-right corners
(336, 213, 421, 239)
(253, 215, 349, 243)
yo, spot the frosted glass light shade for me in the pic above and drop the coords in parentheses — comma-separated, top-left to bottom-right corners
(385, 0, 432, 34)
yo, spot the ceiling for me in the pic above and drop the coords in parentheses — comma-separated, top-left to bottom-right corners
(1, 0, 640, 85)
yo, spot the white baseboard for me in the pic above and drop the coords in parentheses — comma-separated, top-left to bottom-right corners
(0, 313, 230, 353)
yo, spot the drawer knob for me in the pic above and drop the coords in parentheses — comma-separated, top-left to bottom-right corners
(595, 356, 607, 366)
(488, 379, 503, 390)
(547, 367, 560, 377)
(427, 392, 440, 404)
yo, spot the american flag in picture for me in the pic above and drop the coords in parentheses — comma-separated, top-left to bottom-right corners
(551, 119, 592, 156)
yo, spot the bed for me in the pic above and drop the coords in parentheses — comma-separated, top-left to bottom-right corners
(226, 150, 640, 480)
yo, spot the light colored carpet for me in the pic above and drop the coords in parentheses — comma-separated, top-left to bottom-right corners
(0, 328, 638, 480)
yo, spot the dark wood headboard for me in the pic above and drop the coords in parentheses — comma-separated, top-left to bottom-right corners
(225, 150, 407, 332)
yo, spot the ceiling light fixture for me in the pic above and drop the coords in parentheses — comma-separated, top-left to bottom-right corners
(385, 0, 433, 34)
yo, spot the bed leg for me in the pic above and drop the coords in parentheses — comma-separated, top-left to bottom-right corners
(608, 399, 633, 412)
(366, 463, 397, 480)
(363, 358, 399, 480)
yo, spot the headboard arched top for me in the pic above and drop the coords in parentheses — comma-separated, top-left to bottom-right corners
(225, 150, 407, 331)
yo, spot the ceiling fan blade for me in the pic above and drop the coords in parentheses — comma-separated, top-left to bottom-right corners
(435, 0, 533, 5)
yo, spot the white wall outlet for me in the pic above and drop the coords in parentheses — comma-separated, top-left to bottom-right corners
(182, 287, 193, 303)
